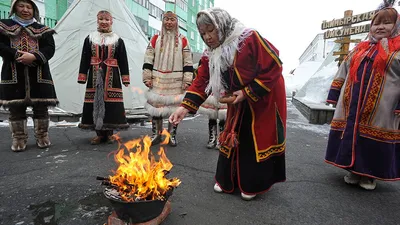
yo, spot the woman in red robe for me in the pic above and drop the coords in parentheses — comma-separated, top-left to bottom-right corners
(169, 8, 287, 200)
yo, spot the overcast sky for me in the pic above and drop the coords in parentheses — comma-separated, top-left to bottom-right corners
(213, 0, 385, 74)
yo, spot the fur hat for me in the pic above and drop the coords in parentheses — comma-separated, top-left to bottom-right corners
(9, 0, 40, 21)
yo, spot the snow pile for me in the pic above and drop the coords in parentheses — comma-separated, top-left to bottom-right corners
(295, 61, 338, 103)
(285, 60, 323, 97)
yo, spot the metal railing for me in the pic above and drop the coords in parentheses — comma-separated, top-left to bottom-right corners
(0, 10, 9, 19)
(0, 10, 57, 28)
(41, 17, 57, 28)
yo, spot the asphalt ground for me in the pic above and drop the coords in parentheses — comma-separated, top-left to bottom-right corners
(0, 101, 399, 225)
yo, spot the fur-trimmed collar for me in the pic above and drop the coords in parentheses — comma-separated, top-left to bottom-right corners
(89, 31, 120, 46)
(0, 19, 54, 38)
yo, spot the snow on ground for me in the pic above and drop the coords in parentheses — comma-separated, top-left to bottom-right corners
(0, 118, 79, 128)
(0, 102, 330, 135)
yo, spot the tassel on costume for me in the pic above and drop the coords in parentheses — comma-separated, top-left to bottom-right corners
(93, 68, 105, 130)
(218, 103, 242, 149)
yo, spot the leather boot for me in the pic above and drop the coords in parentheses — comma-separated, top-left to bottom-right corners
(9, 120, 28, 152)
(34, 119, 51, 149)
(105, 130, 114, 144)
(206, 119, 217, 149)
(91, 130, 104, 145)
(215, 120, 225, 150)
(151, 118, 163, 146)
(168, 122, 178, 147)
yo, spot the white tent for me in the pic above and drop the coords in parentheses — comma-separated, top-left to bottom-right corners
(50, 0, 149, 114)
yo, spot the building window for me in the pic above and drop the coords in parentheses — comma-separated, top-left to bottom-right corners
(134, 0, 149, 9)
(192, 15, 195, 24)
(149, 3, 164, 20)
(135, 15, 149, 35)
(191, 31, 194, 40)
(176, 0, 188, 12)
(178, 16, 187, 30)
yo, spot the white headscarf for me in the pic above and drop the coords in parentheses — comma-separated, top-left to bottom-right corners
(197, 8, 252, 99)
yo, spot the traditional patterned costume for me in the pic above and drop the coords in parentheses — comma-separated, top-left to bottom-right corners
(181, 8, 286, 198)
(142, 11, 193, 146)
(78, 11, 130, 144)
(325, 6, 400, 189)
(194, 61, 227, 149)
(0, 0, 58, 151)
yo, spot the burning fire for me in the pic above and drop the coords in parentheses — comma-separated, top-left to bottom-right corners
(130, 86, 144, 94)
(107, 130, 181, 202)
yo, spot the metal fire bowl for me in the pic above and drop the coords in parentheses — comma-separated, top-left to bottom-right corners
(104, 188, 173, 223)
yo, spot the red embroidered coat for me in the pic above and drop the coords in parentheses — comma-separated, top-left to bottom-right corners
(182, 31, 287, 162)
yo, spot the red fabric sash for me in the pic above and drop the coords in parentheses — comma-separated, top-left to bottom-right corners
(349, 35, 400, 83)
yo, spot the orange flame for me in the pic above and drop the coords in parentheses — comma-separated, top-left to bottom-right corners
(108, 132, 180, 202)
(130, 86, 144, 94)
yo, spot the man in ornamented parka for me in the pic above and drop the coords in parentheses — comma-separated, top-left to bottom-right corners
(142, 11, 194, 147)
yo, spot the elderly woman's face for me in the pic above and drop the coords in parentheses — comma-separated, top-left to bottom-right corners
(198, 23, 220, 49)
(370, 14, 395, 40)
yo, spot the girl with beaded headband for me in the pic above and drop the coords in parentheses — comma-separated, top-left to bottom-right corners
(325, 1, 400, 190)
(77, 10, 131, 144)
(142, 11, 194, 147)
(97, 10, 113, 33)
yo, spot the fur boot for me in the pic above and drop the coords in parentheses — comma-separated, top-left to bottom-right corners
(151, 118, 163, 146)
(168, 122, 178, 147)
(10, 120, 28, 152)
(34, 119, 51, 149)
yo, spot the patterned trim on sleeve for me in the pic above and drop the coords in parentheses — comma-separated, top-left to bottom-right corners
(182, 99, 199, 112)
(243, 78, 272, 102)
(122, 75, 130, 84)
(181, 91, 206, 113)
(78, 73, 87, 83)
(243, 86, 259, 102)
(330, 78, 345, 91)
(33, 51, 48, 64)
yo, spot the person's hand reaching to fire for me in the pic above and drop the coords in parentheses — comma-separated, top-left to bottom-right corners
(169, 106, 189, 125)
